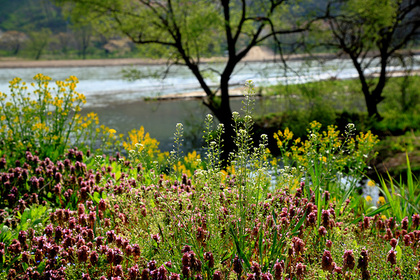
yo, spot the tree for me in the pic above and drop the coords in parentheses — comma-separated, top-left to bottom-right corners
(0, 30, 28, 55)
(320, 0, 420, 120)
(56, 0, 309, 162)
(72, 23, 93, 59)
(27, 28, 52, 60)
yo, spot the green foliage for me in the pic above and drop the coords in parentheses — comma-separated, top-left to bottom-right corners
(262, 76, 420, 136)
(379, 154, 420, 222)
(0, 204, 49, 247)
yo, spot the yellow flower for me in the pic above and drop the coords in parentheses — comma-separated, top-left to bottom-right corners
(365, 195, 372, 203)
(381, 215, 387, 220)
(377, 196, 386, 205)
(367, 180, 376, 187)
(109, 129, 117, 134)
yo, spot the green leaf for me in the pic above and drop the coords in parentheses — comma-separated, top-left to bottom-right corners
(37, 260, 47, 273)
(395, 245, 402, 262)
(229, 227, 250, 270)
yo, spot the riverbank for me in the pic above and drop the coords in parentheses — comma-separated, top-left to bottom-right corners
(0, 47, 335, 68)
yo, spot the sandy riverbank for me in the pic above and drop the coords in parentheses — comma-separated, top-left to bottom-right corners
(0, 47, 336, 69)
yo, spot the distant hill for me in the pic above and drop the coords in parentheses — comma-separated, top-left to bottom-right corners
(0, 0, 67, 32)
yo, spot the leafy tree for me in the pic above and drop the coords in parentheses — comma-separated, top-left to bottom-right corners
(72, 23, 93, 59)
(0, 30, 28, 55)
(320, 0, 420, 120)
(27, 28, 52, 60)
(56, 0, 309, 162)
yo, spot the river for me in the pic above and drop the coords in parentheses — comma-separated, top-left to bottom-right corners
(1, 56, 419, 151)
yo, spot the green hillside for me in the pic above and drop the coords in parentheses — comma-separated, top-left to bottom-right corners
(0, 0, 67, 32)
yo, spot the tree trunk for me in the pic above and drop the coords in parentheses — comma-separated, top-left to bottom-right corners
(364, 93, 381, 120)
(351, 55, 383, 120)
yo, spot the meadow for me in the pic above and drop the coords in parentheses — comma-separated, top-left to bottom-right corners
(0, 75, 419, 279)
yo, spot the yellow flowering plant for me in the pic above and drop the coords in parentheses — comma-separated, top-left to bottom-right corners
(123, 126, 168, 172)
(274, 121, 380, 223)
(0, 74, 121, 163)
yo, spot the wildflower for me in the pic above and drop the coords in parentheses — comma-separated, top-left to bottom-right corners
(213, 271, 222, 280)
(404, 234, 412, 246)
(88, 211, 96, 226)
(261, 273, 272, 280)
(77, 245, 90, 263)
(412, 214, 420, 228)
(365, 196, 372, 203)
(233, 255, 242, 274)
(318, 226, 327, 236)
(196, 227, 207, 244)
(273, 260, 284, 280)
(152, 233, 161, 243)
(8, 240, 21, 255)
(390, 238, 398, 248)
(387, 249, 397, 265)
(334, 266, 343, 275)
(129, 265, 140, 280)
(133, 243, 141, 258)
(292, 237, 305, 255)
(182, 266, 191, 279)
(106, 248, 114, 264)
(367, 180, 376, 187)
(18, 230, 27, 244)
(113, 248, 124, 265)
(204, 251, 214, 268)
(342, 250, 355, 270)
(158, 265, 168, 280)
(107, 230, 116, 243)
(357, 249, 369, 270)
(142, 269, 150, 280)
(387, 217, 396, 230)
(326, 240, 333, 248)
(35, 248, 43, 263)
(251, 262, 262, 278)
(295, 262, 306, 278)
(90, 251, 99, 266)
(322, 210, 330, 228)
(170, 273, 180, 280)
(363, 216, 370, 230)
(377, 196, 386, 205)
(401, 216, 409, 230)
(322, 250, 335, 272)
(115, 265, 124, 277)
(246, 274, 256, 280)
(361, 270, 371, 280)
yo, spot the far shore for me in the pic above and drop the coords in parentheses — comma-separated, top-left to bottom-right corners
(0, 52, 337, 69)
(1, 49, 419, 69)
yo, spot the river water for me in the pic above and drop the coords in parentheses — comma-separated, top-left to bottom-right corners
(1, 56, 419, 151)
